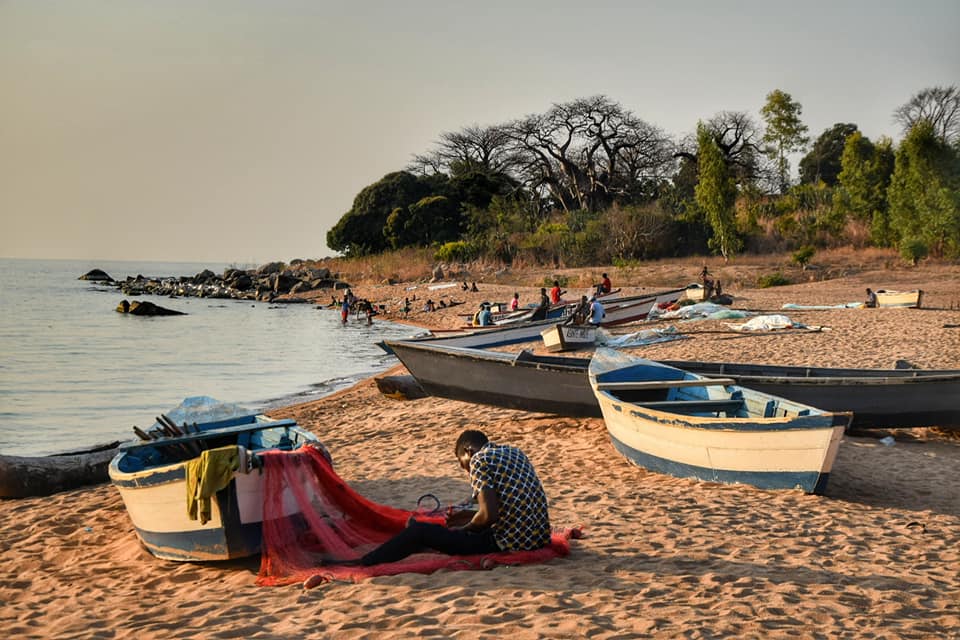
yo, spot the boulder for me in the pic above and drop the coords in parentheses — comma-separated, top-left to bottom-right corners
(256, 261, 285, 276)
(116, 299, 187, 316)
(79, 269, 113, 282)
(193, 269, 217, 284)
(431, 265, 445, 282)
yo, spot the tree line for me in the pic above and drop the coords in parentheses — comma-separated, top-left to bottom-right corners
(327, 86, 960, 266)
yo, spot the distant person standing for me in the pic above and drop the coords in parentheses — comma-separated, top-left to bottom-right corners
(510, 292, 520, 312)
(340, 297, 350, 324)
(588, 296, 605, 326)
(864, 288, 878, 308)
(549, 280, 565, 305)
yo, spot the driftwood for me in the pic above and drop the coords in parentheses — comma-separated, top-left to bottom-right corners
(0, 441, 120, 498)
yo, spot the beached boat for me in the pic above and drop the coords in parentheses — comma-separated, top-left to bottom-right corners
(383, 340, 600, 417)
(876, 289, 923, 308)
(381, 317, 566, 354)
(584, 286, 690, 327)
(0, 441, 120, 498)
(659, 360, 960, 428)
(381, 339, 960, 428)
(588, 349, 850, 494)
(541, 323, 598, 352)
(109, 397, 325, 561)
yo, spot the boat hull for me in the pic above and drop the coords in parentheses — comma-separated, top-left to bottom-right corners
(590, 351, 848, 494)
(109, 415, 320, 561)
(876, 289, 923, 308)
(541, 324, 597, 352)
(661, 360, 960, 428)
(385, 341, 600, 417)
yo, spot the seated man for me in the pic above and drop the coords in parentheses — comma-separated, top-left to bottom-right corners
(864, 288, 878, 308)
(312, 430, 551, 572)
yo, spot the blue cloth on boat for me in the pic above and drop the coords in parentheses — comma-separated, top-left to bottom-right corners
(186, 445, 240, 524)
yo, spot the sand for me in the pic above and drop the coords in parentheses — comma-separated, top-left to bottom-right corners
(2, 263, 959, 639)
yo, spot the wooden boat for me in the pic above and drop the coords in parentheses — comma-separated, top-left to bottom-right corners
(381, 339, 960, 429)
(0, 441, 120, 498)
(588, 349, 850, 494)
(584, 286, 690, 327)
(383, 340, 600, 417)
(876, 289, 923, 308)
(109, 397, 325, 561)
(380, 317, 566, 354)
(541, 322, 598, 352)
(659, 360, 960, 428)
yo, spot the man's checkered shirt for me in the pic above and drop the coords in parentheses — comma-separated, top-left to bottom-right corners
(469, 442, 551, 551)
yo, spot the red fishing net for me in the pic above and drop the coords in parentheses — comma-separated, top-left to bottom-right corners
(256, 446, 581, 587)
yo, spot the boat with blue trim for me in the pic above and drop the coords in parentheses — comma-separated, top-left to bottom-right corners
(109, 397, 325, 561)
(588, 349, 850, 494)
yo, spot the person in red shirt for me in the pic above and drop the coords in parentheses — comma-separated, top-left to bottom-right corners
(549, 280, 565, 305)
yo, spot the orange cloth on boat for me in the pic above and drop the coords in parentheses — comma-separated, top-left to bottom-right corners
(186, 445, 240, 524)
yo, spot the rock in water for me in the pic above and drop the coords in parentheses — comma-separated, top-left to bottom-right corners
(79, 269, 113, 282)
(116, 299, 187, 316)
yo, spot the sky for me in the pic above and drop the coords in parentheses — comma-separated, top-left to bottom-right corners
(1, 1, 958, 264)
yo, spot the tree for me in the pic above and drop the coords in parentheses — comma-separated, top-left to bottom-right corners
(326, 172, 438, 255)
(695, 123, 741, 261)
(505, 95, 674, 212)
(799, 123, 858, 186)
(887, 120, 960, 258)
(835, 132, 895, 246)
(675, 111, 766, 189)
(409, 124, 520, 177)
(893, 86, 960, 146)
(761, 90, 810, 194)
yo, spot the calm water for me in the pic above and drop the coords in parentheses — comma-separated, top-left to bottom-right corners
(0, 258, 421, 456)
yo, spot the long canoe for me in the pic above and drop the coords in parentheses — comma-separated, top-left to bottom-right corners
(0, 441, 121, 498)
(383, 340, 600, 417)
(382, 341, 960, 429)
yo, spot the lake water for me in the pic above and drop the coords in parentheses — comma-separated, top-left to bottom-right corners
(0, 258, 422, 456)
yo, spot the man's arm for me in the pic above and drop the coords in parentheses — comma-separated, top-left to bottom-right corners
(451, 487, 499, 532)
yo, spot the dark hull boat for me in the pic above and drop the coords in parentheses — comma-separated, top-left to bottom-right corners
(382, 341, 960, 429)
(383, 341, 600, 417)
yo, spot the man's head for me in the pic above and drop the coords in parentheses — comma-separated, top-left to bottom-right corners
(455, 430, 489, 470)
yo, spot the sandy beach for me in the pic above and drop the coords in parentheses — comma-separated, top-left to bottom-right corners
(2, 261, 959, 639)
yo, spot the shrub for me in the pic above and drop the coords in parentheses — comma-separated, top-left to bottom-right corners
(757, 272, 791, 288)
(898, 237, 929, 266)
(791, 245, 816, 270)
(542, 275, 570, 287)
(434, 241, 476, 263)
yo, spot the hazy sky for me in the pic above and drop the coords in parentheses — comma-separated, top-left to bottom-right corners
(2, 1, 958, 264)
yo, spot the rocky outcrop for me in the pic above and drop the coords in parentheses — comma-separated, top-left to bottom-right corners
(85, 264, 351, 303)
(116, 300, 187, 316)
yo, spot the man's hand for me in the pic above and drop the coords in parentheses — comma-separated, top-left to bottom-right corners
(445, 509, 477, 528)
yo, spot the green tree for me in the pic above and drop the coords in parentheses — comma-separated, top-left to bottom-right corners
(799, 123, 858, 186)
(835, 133, 895, 246)
(761, 90, 810, 194)
(695, 123, 741, 261)
(327, 171, 438, 255)
(887, 121, 960, 258)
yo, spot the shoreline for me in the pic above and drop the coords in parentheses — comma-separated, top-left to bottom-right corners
(2, 262, 959, 637)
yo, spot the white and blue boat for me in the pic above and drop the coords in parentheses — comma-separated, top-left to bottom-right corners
(588, 349, 850, 494)
(109, 397, 325, 561)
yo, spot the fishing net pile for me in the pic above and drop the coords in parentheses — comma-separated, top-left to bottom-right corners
(256, 446, 580, 587)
